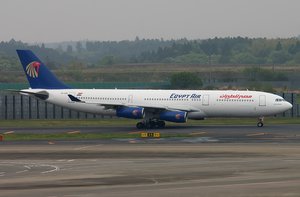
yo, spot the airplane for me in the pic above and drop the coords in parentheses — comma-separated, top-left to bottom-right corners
(14, 49, 292, 129)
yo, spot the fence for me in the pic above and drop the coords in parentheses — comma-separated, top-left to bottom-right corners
(0, 93, 107, 120)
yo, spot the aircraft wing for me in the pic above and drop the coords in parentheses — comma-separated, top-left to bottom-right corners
(68, 94, 199, 112)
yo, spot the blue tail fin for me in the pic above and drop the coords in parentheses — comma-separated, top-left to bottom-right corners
(16, 50, 70, 89)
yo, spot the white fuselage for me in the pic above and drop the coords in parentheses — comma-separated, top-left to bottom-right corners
(23, 89, 292, 119)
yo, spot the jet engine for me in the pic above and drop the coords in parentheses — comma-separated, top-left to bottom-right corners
(116, 107, 144, 119)
(159, 110, 187, 123)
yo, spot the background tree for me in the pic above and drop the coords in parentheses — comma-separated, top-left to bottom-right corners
(170, 72, 203, 89)
(275, 41, 283, 51)
(67, 45, 73, 53)
(76, 42, 83, 52)
(100, 55, 116, 65)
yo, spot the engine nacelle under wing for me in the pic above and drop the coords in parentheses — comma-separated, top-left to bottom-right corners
(159, 110, 187, 123)
(116, 107, 144, 119)
(187, 111, 206, 120)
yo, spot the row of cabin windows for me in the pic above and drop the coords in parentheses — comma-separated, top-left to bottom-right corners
(77, 97, 254, 102)
(79, 97, 127, 101)
(217, 99, 254, 102)
(77, 97, 203, 102)
(144, 98, 201, 101)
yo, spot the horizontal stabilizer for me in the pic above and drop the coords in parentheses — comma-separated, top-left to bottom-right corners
(7, 89, 49, 100)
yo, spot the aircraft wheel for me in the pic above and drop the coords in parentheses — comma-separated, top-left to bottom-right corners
(157, 121, 165, 128)
(136, 122, 145, 129)
(148, 121, 156, 129)
(257, 122, 264, 127)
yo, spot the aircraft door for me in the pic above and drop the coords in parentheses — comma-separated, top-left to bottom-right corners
(128, 95, 133, 103)
(202, 95, 209, 106)
(259, 95, 266, 106)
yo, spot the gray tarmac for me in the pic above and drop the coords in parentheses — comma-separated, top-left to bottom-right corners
(1, 124, 300, 197)
(1, 124, 300, 143)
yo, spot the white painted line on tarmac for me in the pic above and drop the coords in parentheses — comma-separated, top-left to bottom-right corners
(67, 130, 81, 134)
(246, 132, 266, 137)
(41, 164, 60, 174)
(3, 131, 14, 134)
(189, 131, 207, 136)
(74, 144, 103, 150)
(16, 170, 28, 174)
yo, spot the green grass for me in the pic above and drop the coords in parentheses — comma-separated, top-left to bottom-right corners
(0, 119, 136, 128)
(2, 133, 138, 141)
(1, 118, 299, 141)
(0, 117, 300, 129)
(1, 133, 190, 141)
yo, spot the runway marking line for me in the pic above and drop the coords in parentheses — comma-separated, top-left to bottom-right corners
(16, 170, 28, 174)
(40, 164, 60, 174)
(3, 131, 14, 134)
(74, 144, 103, 150)
(246, 133, 266, 137)
(67, 130, 81, 134)
(189, 132, 207, 136)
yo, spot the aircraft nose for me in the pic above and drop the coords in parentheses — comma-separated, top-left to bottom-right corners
(286, 102, 293, 110)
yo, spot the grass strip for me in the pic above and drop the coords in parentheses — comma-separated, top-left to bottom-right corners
(1, 133, 191, 141)
(0, 117, 300, 129)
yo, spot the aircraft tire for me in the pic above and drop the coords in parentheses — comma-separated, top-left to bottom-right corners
(257, 122, 264, 127)
(136, 122, 145, 129)
(157, 121, 165, 128)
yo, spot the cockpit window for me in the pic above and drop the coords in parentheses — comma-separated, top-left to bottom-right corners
(275, 98, 285, 102)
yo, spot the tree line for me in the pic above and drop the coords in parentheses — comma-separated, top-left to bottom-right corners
(139, 37, 300, 65)
(0, 39, 75, 70)
(1, 37, 300, 71)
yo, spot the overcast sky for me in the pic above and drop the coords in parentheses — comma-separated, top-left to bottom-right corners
(1, 0, 300, 43)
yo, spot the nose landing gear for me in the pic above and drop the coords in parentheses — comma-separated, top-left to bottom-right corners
(257, 117, 264, 127)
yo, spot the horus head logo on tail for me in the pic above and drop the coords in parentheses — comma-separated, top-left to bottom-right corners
(26, 61, 41, 78)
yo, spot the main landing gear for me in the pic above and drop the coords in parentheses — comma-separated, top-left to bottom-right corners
(257, 117, 264, 127)
(136, 119, 165, 129)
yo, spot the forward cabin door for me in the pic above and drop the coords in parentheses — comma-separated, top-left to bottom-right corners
(259, 95, 266, 106)
(202, 95, 209, 106)
(128, 95, 133, 104)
